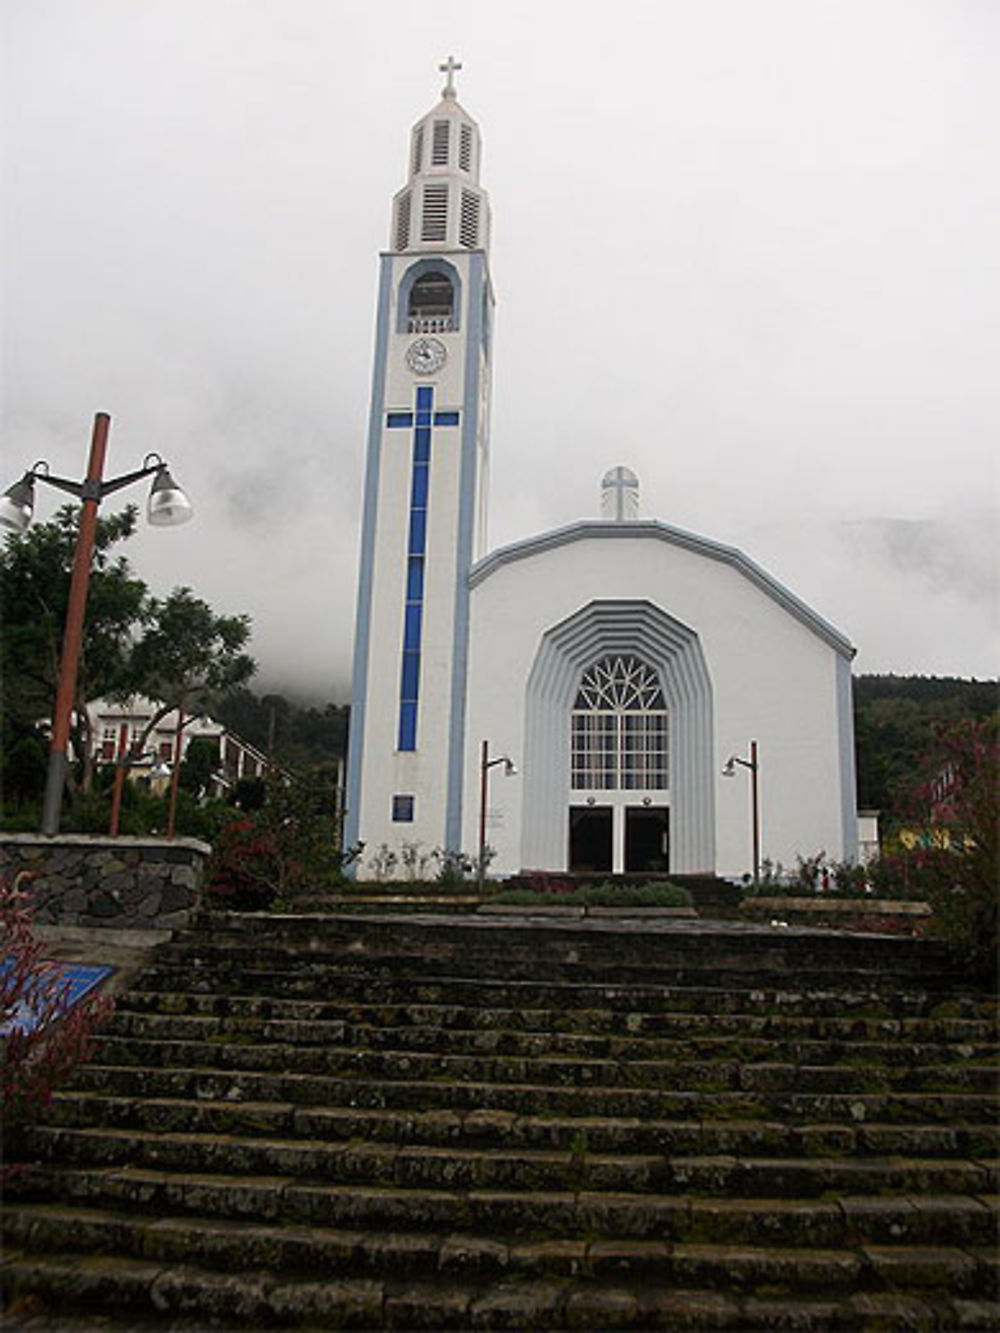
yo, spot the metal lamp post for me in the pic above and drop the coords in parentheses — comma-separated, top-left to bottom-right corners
(0, 412, 193, 835)
(722, 740, 761, 886)
(477, 739, 517, 892)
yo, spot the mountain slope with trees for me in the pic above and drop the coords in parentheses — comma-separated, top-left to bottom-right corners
(854, 673, 997, 823)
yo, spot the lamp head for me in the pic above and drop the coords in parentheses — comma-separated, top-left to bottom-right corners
(721, 757, 736, 777)
(503, 759, 517, 777)
(147, 465, 194, 527)
(0, 472, 37, 533)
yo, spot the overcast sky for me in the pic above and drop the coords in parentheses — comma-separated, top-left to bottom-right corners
(4, 0, 998, 700)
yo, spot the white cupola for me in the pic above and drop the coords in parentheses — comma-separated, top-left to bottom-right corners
(390, 57, 492, 255)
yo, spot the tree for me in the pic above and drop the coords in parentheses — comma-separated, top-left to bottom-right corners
(125, 587, 255, 772)
(178, 735, 221, 798)
(1, 505, 147, 797)
(213, 689, 349, 769)
(1, 506, 255, 818)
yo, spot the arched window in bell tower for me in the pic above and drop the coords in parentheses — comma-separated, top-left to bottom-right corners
(408, 271, 455, 334)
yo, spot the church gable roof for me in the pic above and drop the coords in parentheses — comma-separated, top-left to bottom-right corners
(469, 519, 855, 660)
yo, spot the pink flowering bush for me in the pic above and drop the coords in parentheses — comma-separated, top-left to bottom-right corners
(1, 873, 114, 1158)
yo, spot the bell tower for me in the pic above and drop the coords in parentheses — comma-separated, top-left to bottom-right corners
(345, 60, 495, 870)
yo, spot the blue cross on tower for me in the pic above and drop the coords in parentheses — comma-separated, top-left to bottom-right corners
(387, 386, 460, 751)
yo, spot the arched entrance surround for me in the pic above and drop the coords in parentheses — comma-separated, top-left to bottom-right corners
(521, 601, 715, 874)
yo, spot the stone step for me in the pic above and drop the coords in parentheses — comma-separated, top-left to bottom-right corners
(85, 1033, 1000, 1097)
(189, 910, 940, 963)
(127, 965, 990, 1017)
(9, 1168, 999, 1247)
(4, 1247, 998, 1330)
(154, 936, 947, 977)
(100, 1009, 1000, 1066)
(67, 1061, 1000, 1124)
(4, 1203, 997, 1299)
(5, 913, 995, 1330)
(46, 1092, 1000, 1158)
(113, 988, 1000, 1042)
(139, 953, 968, 1001)
(22, 1124, 1000, 1197)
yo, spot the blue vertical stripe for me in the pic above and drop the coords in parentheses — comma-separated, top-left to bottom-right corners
(408, 509, 427, 555)
(394, 384, 462, 753)
(404, 602, 422, 651)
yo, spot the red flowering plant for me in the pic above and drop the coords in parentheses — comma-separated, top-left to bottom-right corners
(887, 718, 998, 979)
(1, 873, 114, 1167)
(206, 771, 349, 911)
(512, 873, 577, 896)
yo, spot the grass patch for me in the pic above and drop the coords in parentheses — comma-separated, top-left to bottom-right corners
(489, 880, 694, 909)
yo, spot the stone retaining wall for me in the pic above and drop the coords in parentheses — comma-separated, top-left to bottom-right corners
(0, 834, 211, 930)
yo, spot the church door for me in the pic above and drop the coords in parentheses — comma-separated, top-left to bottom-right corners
(569, 806, 613, 873)
(625, 806, 669, 873)
(569, 655, 669, 876)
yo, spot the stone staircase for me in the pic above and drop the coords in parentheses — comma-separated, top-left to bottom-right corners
(2, 911, 998, 1330)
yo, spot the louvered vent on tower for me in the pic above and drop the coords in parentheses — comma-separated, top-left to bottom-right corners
(431, 120, 450, 166)
(394, 192, 412, 251)
(460, 190, 480, 248)
(421, 184, 449, 241)
(459, 123, 472, 172)
(410, 126, 424, 177)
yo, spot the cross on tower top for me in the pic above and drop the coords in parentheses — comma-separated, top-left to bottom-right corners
(439, 55, 462, 99)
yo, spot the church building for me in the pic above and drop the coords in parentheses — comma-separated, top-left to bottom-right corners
(345, 63, 858, 882)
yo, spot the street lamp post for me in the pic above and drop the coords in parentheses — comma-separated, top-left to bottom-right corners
(0, 412, 193, 835)
(722, 739, 761, 886)
(477, 739, 516, 892)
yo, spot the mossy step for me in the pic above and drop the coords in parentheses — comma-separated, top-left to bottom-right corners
(22, 1125, 999, 1197)
(154, 939, 937, 974)
(100, 1011, 1000, 1067)
(129, 966, 989, 1018)
(7, 1247, 999, 1330)
(137, 958, 967, 1003)
(113, 989, 1000, 1043)
(3, 1203, 994, 1298)
(85, 1034, 1000, 1098)
(6, 1173, 999, 1247)
(67, 1063, 1000, 1125)
(184, 914, 939, 963)
(47, 1092, 1000, 1158)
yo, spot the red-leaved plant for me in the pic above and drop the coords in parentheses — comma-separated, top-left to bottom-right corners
(1, 872, 114, 1167)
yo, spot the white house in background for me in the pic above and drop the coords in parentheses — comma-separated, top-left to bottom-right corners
(85, 696, 269, 795)
(345, 65, 858, 881)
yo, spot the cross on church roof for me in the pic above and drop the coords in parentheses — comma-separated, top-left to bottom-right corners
(601, 466, 640, 522)
(439, 55, 462, 99)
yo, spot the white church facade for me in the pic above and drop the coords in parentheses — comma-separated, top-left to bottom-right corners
(345, 64, 857, 882)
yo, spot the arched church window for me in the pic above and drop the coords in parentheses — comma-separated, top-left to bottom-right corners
(571, 655, 668, 790)
(408, 271, 455, 333)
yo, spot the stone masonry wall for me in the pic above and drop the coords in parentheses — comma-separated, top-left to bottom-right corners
(0, 835, 211, 930)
